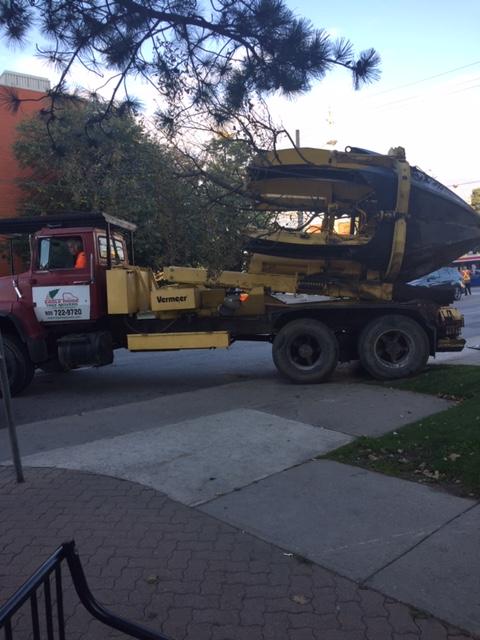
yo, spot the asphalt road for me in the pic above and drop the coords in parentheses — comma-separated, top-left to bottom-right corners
(9, 342, 280, 426)
(456, 288, 480, 339)
(5, 289, 480, 427)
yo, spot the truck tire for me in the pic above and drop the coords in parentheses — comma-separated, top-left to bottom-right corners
(358, 314, 429, 380)
(272, 319, 339, 384)
(3, 335, 35, 396)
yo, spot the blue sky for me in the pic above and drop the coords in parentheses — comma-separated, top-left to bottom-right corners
(1, 0, 479, 200)
(293, 0, 480, 84)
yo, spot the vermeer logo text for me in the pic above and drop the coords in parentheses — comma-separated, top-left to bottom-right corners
(156, 295, 188, 303)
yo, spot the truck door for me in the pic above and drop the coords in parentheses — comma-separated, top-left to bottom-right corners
(30, 233, 100, 323)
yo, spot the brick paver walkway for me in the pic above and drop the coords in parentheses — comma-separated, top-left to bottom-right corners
(0, 467, 475, 640)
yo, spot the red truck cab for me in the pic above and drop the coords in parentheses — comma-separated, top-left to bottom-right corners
(0, 213, 135, 394)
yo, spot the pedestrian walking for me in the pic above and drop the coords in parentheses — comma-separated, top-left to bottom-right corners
(462, 267, 472, 295)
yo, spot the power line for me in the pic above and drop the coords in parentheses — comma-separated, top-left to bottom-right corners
(449, 180, 480, 188)
(368, 77, 480, 113)
(368, 60, 480, 97)
(334, 70, 480, 119)
(446, 83, 480, 97)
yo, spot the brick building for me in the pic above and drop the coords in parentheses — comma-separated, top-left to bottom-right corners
(0, 70, 51, 218)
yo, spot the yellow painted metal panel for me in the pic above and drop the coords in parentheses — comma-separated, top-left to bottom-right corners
(436, 338, 465, 352)
(150, 287, 200, 311)
(248, 228, 370, 247)
(251, 147, 396, 171)
(107, 269, 137, 314)
(136, 268, 152, 312)
(163, 266, 298, 293)
(384, 161, 410, 282)
(128, 331, 230, 351)
(248, 179, 372, 209)
(107, 267, 153, 314)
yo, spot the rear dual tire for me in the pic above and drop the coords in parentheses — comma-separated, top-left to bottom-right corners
(272, 319, 339, 384)
(358, 315, 429, 380)
(272, 314, 429, 384)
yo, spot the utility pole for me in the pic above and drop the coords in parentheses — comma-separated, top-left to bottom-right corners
(295, 130, 304, 228)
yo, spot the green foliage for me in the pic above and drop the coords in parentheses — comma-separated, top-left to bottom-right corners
(193, 137, 261, 270)
(14, 101, 259, 270)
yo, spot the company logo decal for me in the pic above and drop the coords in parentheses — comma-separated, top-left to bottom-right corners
(45, 289, 80, 306)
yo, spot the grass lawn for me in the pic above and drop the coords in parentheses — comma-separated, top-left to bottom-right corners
(326, 365, 480, 498)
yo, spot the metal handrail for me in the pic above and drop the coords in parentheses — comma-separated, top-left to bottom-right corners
(0, 541, 171, 640)
(0, 545, 67, 625)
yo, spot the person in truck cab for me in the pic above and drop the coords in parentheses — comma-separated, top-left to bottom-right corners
(67, 238, 87, 269)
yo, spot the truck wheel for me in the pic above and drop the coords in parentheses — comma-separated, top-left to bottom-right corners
(2, 335, 35, 396)
(358, 315, 429, 380)
(272, 319, 339, 383)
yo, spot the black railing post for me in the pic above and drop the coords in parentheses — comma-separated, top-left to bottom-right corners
(55, 565, 66, 640)
(1, 541, 173, 640)
(43, 577, 54, 639)
(30, 592, 40, 640)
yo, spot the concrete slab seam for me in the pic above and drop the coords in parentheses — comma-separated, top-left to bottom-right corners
(193, 455, 322, 507)
(361, 499, 480, 587)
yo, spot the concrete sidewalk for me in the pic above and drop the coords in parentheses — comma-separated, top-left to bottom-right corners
(1, 378, 479, 638)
